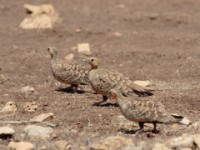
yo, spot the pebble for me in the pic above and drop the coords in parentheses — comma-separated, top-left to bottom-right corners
(8, 141, 34, 150)
(113, 32, 122, 37)
(77, 43, 91, 55)
(133, 80, 152, 87)
(75, 28, 81, 33)
(0, 126, 15, 139)
(24, 125, 53, 139)
(1, 101, 17, 113)
(55, 140, 71, 150)
(23, 101, 38, 112)
(21, 86, 35, 93)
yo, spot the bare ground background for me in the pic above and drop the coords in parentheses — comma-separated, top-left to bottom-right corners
(0, 0, 200, 149)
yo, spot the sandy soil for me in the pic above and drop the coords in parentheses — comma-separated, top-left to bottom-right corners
(0, 0, 200, 149)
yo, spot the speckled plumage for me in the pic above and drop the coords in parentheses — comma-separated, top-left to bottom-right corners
(84, 57, 153, 104)
(108, 89, 184, 133)
(47, 47, 89, 90)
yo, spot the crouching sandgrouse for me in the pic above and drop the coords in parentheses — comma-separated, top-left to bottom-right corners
(47, 47, 89, 92)
(84, 57, 153, 105)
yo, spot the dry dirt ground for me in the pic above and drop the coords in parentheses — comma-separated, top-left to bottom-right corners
(0, 0, 200, 149)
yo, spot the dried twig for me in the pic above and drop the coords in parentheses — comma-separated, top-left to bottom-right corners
(0, 120, 57, 127)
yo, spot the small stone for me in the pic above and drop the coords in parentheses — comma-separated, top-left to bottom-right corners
(23, 101, 38, 112)
(133, 80, 152, 87)
(119, 64, 123, 67)
(21, 86, 35, 93)
(55, 140, 71, 150)
(117, 4, 125, 8)
(149, 13, 159, 20)
(75, 28, 81, 33)
(153, 143, 171, 150)
(64, 53, 74, 62)
(0, 126, 15, 139)
(98, 114, 102, 117)
(0, 74, 9, 84)
(113, 32, 122, 37)
(77, 43, 91, 55)
(180, 117, 192, 126)
(1, 101, 17, 113)
(8, 141, 34, 150)
(24, 125, 53, 139)
(91, 135, 133, 150)
(71, 129, 78, 134)
(30, 112, 54, 122)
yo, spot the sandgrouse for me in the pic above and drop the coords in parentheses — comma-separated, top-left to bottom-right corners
(108, 89, 186, 133)
(47, 47, 89, 92)
(84, 57, 153, 105)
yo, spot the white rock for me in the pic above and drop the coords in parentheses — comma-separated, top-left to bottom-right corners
(55, 140, 71, 150)
(23, 101, 38, 112)
(21, 86, 35, 93)
(64, 53, 74, 62)
(113, 32, 122, 37)
(91, 135, 133, 150)
(169, 134, 194, 148)
(77, 43, 91, 55)
(24, 125, 53, 139)
(30, 112, 54, 122)
(1, 101, 17, 113)
(180, 117, 192, 126)
(20, 4, 60, 29)
(75, 28, 81, 33)
(153, 143, 171, 150)
(8, 141, 34, 150)
(0, 126, 15, 138)
(117, 4, 125, 8)
(133, 80, 152, 87)
(171, 114, 191, 126)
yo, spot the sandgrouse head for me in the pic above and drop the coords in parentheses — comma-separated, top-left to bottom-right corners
(47, 47, 57, 59)
(83, 57, 99, 69)
(108, 89, 120, 99)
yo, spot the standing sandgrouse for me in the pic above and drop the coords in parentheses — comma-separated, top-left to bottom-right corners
(47, 47, 89, 92)
(108, 89, 187, 133)
(84, 57, 153, 105)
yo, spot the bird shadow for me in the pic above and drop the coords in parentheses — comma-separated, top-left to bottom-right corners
(92, 102, 119, 107)
(138, 92, 153, 97)
(118, 128, 159, 135)
(55, 87, 85, 94)
(118, 128, 139, 134)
